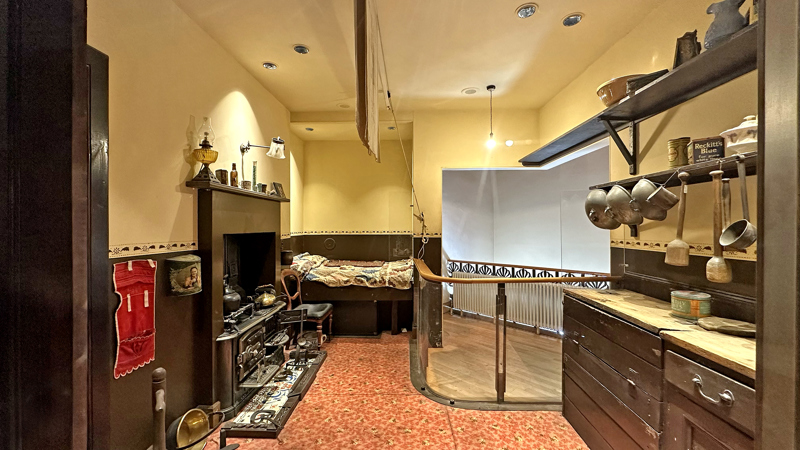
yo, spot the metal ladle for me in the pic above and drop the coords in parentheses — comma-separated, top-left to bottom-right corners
(720, 154, 756, 250)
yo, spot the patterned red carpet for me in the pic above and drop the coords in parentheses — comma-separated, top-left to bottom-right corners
(207, 333, 587, 450)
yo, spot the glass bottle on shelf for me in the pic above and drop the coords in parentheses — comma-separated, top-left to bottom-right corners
(230, 163, 239, 187)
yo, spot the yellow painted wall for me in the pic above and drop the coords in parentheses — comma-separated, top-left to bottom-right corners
(411, 109, 540, 234)
(290, 135, 305, 236)
(538, 0, 757, 261)
(88, 0, 300, 252)
(302, 140, 413, 233)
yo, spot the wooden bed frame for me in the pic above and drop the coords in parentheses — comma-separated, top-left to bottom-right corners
(286, 234, 416, 336)
(300, 280, 413, 336)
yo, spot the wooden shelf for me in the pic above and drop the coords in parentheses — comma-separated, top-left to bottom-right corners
(589, 152, 757, 191)
(520, 24, 758, 168)
(185, 180, 290, 202)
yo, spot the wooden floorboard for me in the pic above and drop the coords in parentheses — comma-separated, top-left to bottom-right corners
(426, 314, 562, 402)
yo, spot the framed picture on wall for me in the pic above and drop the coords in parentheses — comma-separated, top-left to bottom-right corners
(166, 254, 202, 296)
(272, 182, 286, 198)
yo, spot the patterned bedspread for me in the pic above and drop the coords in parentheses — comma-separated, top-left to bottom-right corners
(291, 253, 413, 290)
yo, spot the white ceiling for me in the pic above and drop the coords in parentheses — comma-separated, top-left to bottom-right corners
(173, 0, 665, 113)
(290, 120, 413, 141)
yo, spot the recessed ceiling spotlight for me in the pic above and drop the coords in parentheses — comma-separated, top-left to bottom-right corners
(305, 127, 314, 131)
(516, 3, 537, 19)
(562, 13, 583, 27)
(337, 103, 351, 109)
(293, 44, 310, 55)
(262, 61, 278, 70)
(461, 87, 479, 95)
(505, 140, 515, 147)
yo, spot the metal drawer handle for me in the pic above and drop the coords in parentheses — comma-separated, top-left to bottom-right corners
(692, 375, 735, 406)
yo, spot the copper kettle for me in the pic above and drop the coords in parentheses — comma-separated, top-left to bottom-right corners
(253, 284, 277, 307)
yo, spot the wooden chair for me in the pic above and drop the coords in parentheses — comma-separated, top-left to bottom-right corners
(280, 268, 332, 346)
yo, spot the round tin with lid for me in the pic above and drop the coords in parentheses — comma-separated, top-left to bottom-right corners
(670, 290, 711, 322)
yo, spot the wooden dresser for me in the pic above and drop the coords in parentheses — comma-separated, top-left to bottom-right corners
(562, 288, 756, 450)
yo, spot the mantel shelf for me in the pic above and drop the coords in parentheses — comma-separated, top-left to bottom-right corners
(520, 24, 758, 168)
(589, 152, 757, 191)
(185, 180, 290, 202)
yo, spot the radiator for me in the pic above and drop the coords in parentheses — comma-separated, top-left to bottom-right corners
(452, 272, 567, 333)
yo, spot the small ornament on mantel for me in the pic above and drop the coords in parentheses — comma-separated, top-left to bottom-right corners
(252, 160, 258, 191)
(230, 163, 239, 187)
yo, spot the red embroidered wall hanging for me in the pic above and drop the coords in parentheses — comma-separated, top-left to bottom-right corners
(113, 259, 157, 378)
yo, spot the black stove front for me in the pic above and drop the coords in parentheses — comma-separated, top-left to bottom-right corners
(216, 303, 286, 418)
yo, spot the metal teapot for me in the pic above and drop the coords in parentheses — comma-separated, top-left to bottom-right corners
(253, 284, 279, 308)
(222, 275, 241, 314)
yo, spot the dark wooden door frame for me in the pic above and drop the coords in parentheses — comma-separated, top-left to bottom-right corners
(757, 0, 800, 448)
(87, 46, 111, 450)
(0, 0, 90, 449)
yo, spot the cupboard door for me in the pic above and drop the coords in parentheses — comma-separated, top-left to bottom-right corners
(663, 387, 753, 450)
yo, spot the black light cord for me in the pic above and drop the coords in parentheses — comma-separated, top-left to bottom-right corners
(489, 88, 493, 138)
(487, 85, 496, 139)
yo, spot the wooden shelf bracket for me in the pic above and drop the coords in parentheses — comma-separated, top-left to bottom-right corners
(602, 120, 638, 175)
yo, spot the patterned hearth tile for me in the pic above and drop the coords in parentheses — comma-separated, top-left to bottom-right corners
(208, 395, 455, 450)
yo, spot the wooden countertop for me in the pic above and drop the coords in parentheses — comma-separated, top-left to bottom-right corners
(563, 288, 697, 334)
(564, 288, 756, 380)
(661, 329, 756, 380)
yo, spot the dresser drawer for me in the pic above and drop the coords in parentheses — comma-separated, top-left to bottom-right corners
(564, 315, 663, 400)
(664, 350, 755, 436)
(564, 338, 662, 431)
(564, 352, 660, 450)
(565, 295, 663, 367)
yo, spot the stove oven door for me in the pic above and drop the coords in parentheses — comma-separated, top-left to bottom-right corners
(237, 326, 265, 382)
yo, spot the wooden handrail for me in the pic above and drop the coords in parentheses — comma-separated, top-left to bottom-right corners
(414, 259, 621, 285)
(447, 259, 611, 276)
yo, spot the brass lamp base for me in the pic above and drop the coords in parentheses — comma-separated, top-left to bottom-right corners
(192, 163, 220, 183)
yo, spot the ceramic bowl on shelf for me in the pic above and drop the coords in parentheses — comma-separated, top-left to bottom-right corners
(597, 74, 645, 107)
(721, 115, 758, 155)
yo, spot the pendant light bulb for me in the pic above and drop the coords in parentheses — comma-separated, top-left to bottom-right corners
(486, 134, 497, 149)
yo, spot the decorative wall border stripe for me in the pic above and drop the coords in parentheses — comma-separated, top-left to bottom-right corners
(413, 232, 441, 238)
(287, 231, 415, 236)
(610, 239, 756, 261)
(109, 241, 197, 259)
(284, 232, 442, 238)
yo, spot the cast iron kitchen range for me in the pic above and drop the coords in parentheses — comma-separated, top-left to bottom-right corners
(216, 301, 288, 417)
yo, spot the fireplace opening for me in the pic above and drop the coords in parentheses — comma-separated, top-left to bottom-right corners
(224, 232, 277, 297)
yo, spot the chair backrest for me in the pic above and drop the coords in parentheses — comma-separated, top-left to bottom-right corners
(280, 268, 302, 309)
